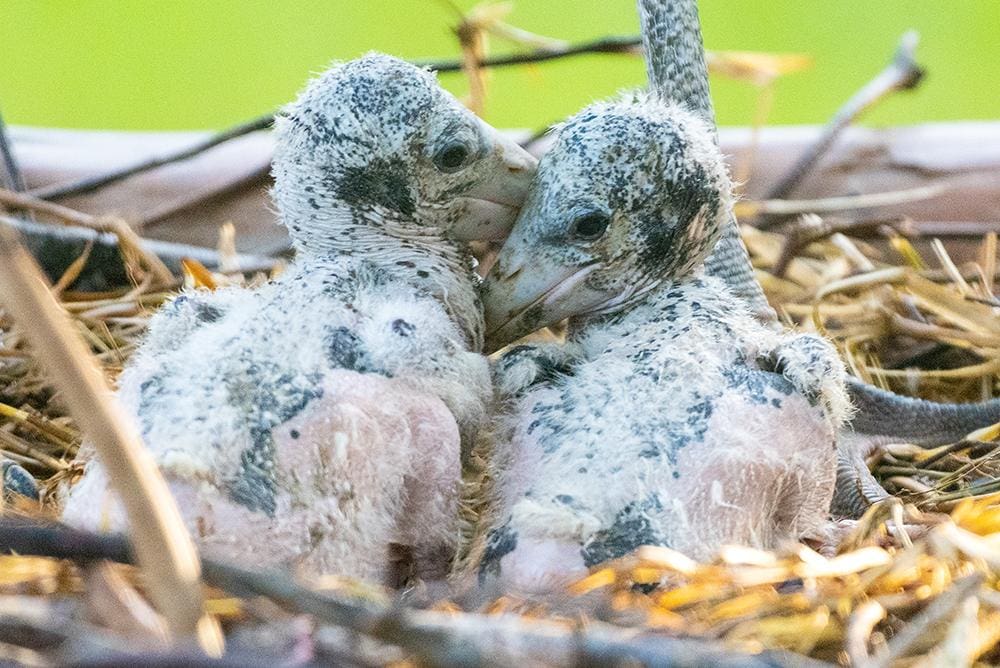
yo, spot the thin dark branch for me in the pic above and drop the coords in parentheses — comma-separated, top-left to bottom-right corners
(3, 214, 278, 284)
(0, 519, 824, 668)
(27, 35, 643, 203)
(757, 31, 925, 229)
(420, 34, 642, 72)
(137, 164, 271, 229)
(771, 216, 907, 277)
(29, 115, 274, 201)
(0, 110, 27, 192)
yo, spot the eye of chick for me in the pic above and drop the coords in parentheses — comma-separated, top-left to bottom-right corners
(433, 142, 471, 173)
(570, 212, 611, 241)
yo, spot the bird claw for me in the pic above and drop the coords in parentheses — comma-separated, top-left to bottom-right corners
(2, 459, 39, 502)
(493, 343, 578, 398)
(758, 333, 851, 429)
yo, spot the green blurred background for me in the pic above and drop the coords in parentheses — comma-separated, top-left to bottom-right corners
(1, 0, 998, 131)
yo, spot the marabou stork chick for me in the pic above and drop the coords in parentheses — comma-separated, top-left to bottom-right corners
(61, 53, 536, 585)
(475, 94, 847, 593)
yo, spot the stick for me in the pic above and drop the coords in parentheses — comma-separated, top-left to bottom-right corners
(0, 188, 175, 285)
(870, 573, 983, 667)
(742, 183, 945, 217)
(769, 215, 912, 277)
(0, 229, 220, 653)
(26, 36, 643, 203)
(4, 214, 278, 279)
(423, 34, 642, 73)
(0, 520, 823, 668)
(28, 115, 274, 201)
(757, 31, 925, 229)
(137, 164, 270, 229)
(0, 110, 26, 193)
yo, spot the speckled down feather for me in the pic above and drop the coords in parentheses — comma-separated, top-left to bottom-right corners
(61, 53, 535, 583)
(64, 258, 488, 582)
(475, 92, 849, 593)
(482, 279, 839, 592)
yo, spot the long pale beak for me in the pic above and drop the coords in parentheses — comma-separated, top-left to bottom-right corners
(450, 130, 537, 242)
(482, 242, 611, 353)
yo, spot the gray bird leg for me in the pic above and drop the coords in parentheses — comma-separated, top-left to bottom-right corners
(833, 378, 1000, 517)
(637, 0, 777, 325)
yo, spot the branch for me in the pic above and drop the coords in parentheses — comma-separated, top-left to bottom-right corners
(29, 115, 274, 201)
(0, 110, 26, 192)
(0, 519, 824, 668)
(770, 215, 906, 278)
(741, 183, 945, 217)
(421, 34, 642, 72)
(137, 164, 271, 229)
(3, 214, 277, 288)
(27, 35, 643, 203)
(0, 187, 174, 285)
(758, 31, 925, 228)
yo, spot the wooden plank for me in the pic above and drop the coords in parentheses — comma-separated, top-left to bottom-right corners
(8, 122, 1000, 257)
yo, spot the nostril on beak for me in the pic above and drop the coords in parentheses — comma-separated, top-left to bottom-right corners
(507, 164, 525, 174)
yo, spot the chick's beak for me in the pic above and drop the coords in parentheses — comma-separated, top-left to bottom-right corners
(450, 129, 537, 242)
(482, 238, 610, 353)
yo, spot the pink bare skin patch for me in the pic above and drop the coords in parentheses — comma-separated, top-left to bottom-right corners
(662, 389, 837, 561)
(62, 370, 461, 586)
(497, 538, 588, 595)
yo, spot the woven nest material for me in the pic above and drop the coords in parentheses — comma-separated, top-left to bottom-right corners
(0, 216, 998, 665)
(1, 127, 1000, 665)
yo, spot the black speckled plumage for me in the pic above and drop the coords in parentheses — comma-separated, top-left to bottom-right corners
(476, 7, 849, 590)
(61, 53, 536, 583)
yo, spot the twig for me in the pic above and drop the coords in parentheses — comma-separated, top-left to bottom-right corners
(915, 440, 982, 470)
(887, 312, 1000, 349)
(28, 115, 274, 201)
(0, 188, 174, 285)
(0, 520, 822, 668)
(137, 164, 270, 229)
(0, 110, 26, 193)
(770, 214, 904, 278)
(845, 600, 886, 667)
(0, 228, 220, 652)
(870, 573, 983, 667)
(4, 214, 278, 279)
(420, 34, 642, 72)
(0, 429, 68, 472)
(758, 31, 925, 228)
(25, 36, 643, 203)
(742, 183, 946, 218)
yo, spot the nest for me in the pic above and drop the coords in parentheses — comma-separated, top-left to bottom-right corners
(1, 25, 999, 668)
(0, 200, 996, 665)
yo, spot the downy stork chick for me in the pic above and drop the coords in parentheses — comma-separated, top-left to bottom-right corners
(61, 54, 536, 585)
(475, 93, 847, 593)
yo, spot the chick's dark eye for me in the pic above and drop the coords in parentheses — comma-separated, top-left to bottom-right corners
(433, 142, 471, 172)
(570, 212, 610, 240)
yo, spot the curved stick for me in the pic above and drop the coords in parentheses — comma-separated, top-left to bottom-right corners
(29, 115, 274, 201)
(761, 32, 924, 208)
(0, 111, 26, 193)
(29, 36, 643, 203)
